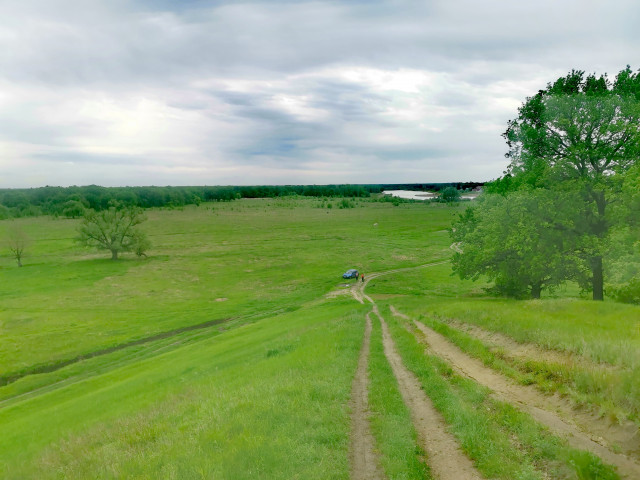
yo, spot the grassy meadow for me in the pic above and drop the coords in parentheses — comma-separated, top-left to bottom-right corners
(0, 198, 453, 383)
(1, 196, 638, 478)
(0, 197, 453, 477)
(367, 262, 640, 425)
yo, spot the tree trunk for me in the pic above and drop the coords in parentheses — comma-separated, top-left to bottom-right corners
(111, 250, 118, 260)
(530, 283, 542, 299)
(589, 189, 606, 301)
(591, 256, 604, 301)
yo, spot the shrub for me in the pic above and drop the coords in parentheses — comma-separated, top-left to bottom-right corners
(609, 278, 640, 304)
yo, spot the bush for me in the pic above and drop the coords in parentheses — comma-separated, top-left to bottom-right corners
(609, 278, 640, 304)
(438, 186, 461, 203)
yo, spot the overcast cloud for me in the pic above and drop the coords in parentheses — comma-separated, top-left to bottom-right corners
(0, 0, 638, 187)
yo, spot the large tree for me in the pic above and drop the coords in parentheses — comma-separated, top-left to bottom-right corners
(502, 67, 640, 300)
(452, 190, 579, 298)
(77, 203, 150, 260)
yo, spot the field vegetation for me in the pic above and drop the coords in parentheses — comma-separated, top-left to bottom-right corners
(368, 263, 640, 426)
(1, 196, 638, 478)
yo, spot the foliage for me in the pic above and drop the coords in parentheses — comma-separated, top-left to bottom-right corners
(77, 203, 150, 260)
(0, 184, 379, 218)
(438, 186, 461, 203)
(497, 67, 640, 300)
(0, 183, 488, 219)
(338, 198, 355, 209)
(62, 199, 87, 219)
(609, 278, 640, 304)
(451, 190, 580, 298)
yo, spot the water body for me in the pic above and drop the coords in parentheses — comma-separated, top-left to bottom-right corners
(382, 190, 436, 201)
(382, 190, 477, 201)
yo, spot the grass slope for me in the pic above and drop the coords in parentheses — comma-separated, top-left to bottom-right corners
(1, 298, 366, 479)
(381, 308, 619, 480)
(367, 262, 640, 424)
(1, 197, 637, 478)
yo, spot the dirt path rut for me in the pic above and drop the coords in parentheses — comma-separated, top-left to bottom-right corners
(374, 306, 482, 480)
(353, 259, 483, 479)
(350, 313, 386, 480)
(390, 307, 640, 479)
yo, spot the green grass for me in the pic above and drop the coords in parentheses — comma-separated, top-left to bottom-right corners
(0, 199, 457, 382)
(381, 307, 619, 480)
(368, 263, 640, 424)
(0, 298, 367, 478)
(413, 314, 640, 425)
(368, 314, 431, 479)
(1, 197, 636, 478)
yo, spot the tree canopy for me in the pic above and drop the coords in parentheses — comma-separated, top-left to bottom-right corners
(455, 67, 640, 300)
(452, 190, 580, 298)
(77, 203, 150, 260)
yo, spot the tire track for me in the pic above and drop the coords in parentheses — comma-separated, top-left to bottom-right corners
(355, 261, 483, 479)
(349, 313, 386, 480)
(374, 306, 482, 480)
(390, 306, 640, 479)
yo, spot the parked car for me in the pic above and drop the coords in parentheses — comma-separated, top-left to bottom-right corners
(342, 269, 359, 279)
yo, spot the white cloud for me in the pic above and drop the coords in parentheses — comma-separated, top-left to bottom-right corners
(0, 0, 638, 186)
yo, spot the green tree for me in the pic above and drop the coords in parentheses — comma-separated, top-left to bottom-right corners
(439, 186, 461, 203)
(77, 203, 150, 260)
(62, 200, 86, 219)
(6, 227, 30, 267)
(451, 190, 579, 298)
(502, 67, 640, 300)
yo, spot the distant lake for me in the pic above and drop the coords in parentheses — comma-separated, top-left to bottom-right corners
(382, 190, 436, 201)
(382, 190, 478, 200)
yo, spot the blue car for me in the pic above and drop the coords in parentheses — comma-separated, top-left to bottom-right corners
(342, 269, 359, 279)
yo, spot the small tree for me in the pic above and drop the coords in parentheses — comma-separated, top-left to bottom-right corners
(439, 186, 461, 203)
(6, 227, 30, 267)
(62, 200, 86, 219)
(77, 203, 150, 260)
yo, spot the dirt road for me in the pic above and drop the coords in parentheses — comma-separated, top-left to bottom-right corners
(374, 305, 482, 479)
(394, 308, 640, 479)
(349, 261, 483, 479)
(349, 313, 386, 480)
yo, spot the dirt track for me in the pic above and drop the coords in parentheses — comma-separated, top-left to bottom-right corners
(348, 262, 482, 480)
(375, 306, 482, 480)
(349, 313, 385, 480)
(390, 306, 640, 479)
(348, 258, 640, 478)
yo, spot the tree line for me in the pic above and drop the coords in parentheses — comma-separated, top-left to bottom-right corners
(0, 183, 479, 219)
(0, 185, 372, 218)
(452, 67, 640, 302)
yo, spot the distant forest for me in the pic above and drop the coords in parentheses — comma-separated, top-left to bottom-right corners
(0, 182, 484, 218)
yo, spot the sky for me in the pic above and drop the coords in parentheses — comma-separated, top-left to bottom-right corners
(0, 1, 638, 187)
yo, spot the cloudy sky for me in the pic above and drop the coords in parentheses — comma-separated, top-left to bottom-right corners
(0, 0, 638, 187)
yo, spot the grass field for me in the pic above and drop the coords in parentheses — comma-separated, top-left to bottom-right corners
(0, 198, 453, 382)
(1, 197, 638, 478)
(367, 263, 640, 426)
